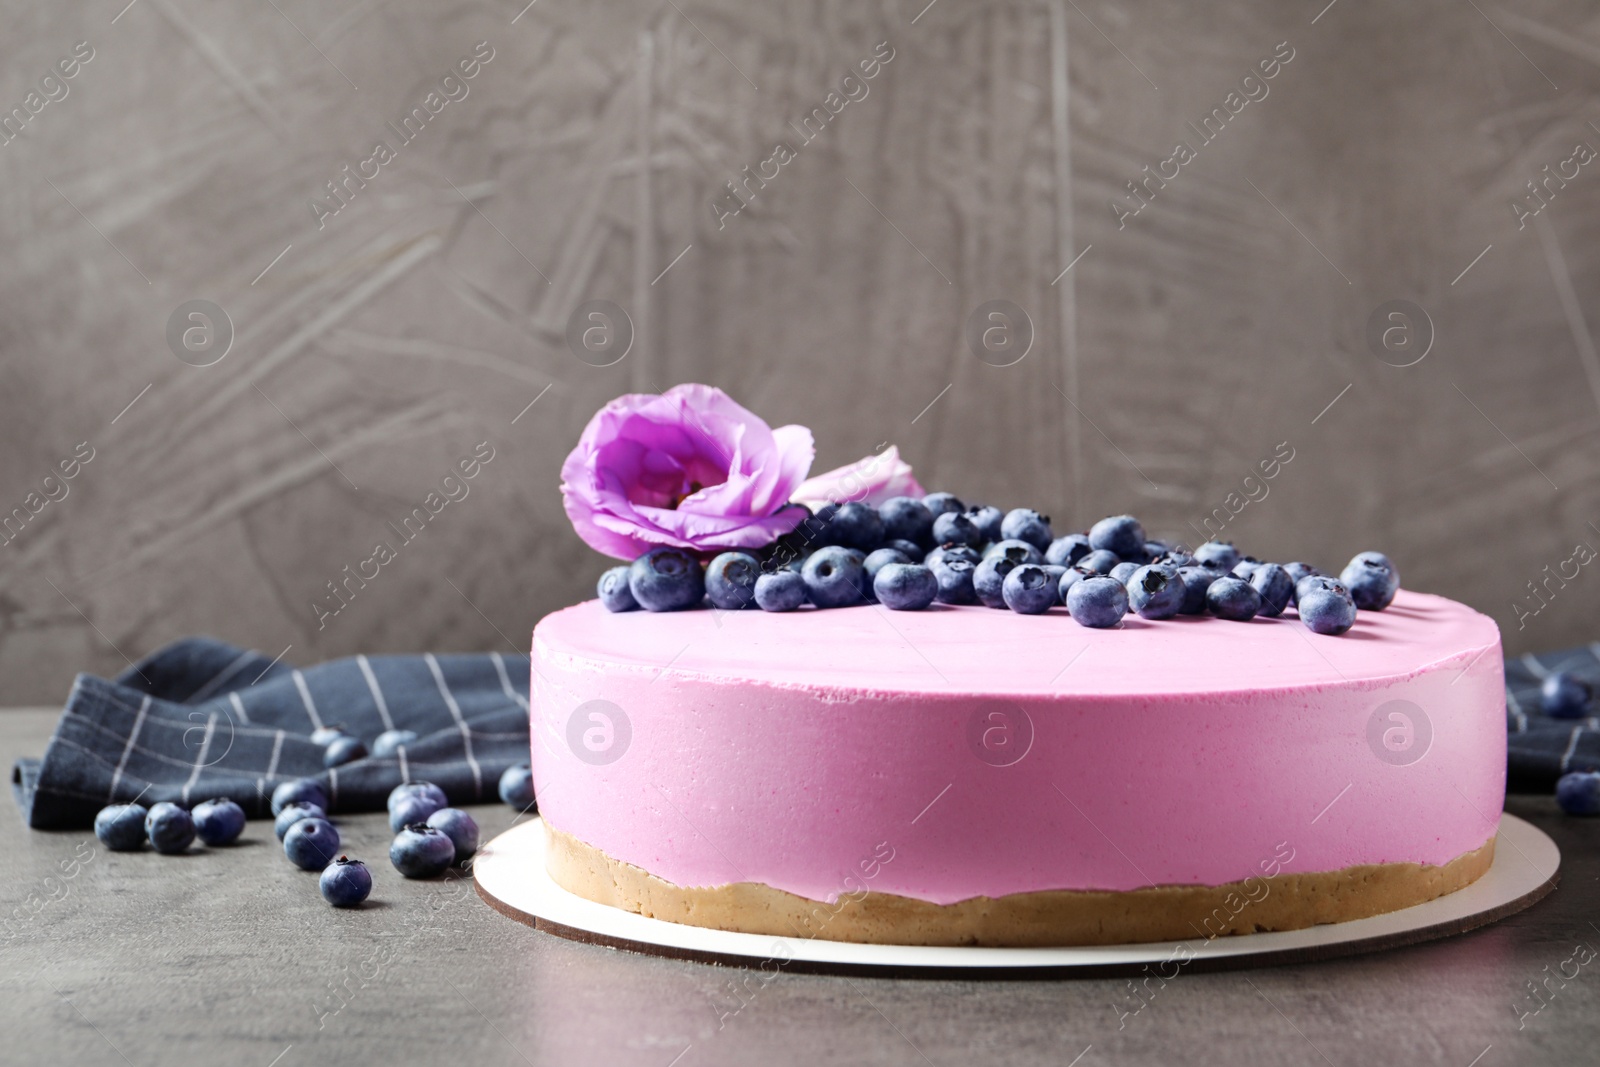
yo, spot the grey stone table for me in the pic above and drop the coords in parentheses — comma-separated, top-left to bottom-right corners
(5, 707, 1598, 1067)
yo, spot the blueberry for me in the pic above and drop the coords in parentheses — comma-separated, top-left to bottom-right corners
(1143, 540, 1170, 560)
(998, 509, 1052, 551)
(144, 802, 196, 855)
(323, 735, 368, 768)
(965, 505, 1005, 543)
(1206, 577, 1261, 621)
(927, 542, 981, 567)
(802, 545, 868, 608)
(973, 556, 1019, 609)
(1249, 564, 1294, 618)
(192, 798, 246, 846)
(1066, 575, 1129, 628)
(1002, 564, 1057, 614)
(628, 547, 706, 611)
(931, 511, 980, 547)
(94, 803, 148, 852)
(388, 780, 448, 813)
(1042, 565, 1068, 601)
(874, 563, 939, 610)
(390, 823, 457, 879)
(1078, 549, 1121, 575)
(930, 553, 978, 604)
(425, 808, 481, 865)
(922, 492, 965, 517)
(1159, 548, 1197, 569)
(389, 792, 445, 834)
(1046, 534, 1093, 568)
(597, 566, 639, 612)
(285, 817, 340, 870)
(1127, 564, 1184, 620)
(863, 547, 912, 599)
(1296, 575, 1348, 604)
(271, 778, 327, 817)
(802, 502, 842, 545)
(830, 502, 884, 551)
(276, 801, 326, 841)
(886, 538, 923, 559)
(705, 551, 761, 610)
(1089, 515, 1146, 560)
(1231, 557, 1262, 580)
(1556, 771, 1600, 815)
(1298, 589, 1357, 635)
(498, 763, 536, 809)
(1177, 566, 1218, 615)
(1193, 541, 1240, 571)
(1109, 561, 1140, 585)
(1282, 562, 1320, 602)
(1340, 551, 1400, 611)
(983, 539, 1045, 566)
(1541, 673, 1593, 719)
(320, 856, 373, 907)
(310, 724, 349, 747)
(879, 496, 935, 548)
(754, 570, 808, 611)
(1058, 566, 1093, 603)
(371, 729, 419, 758)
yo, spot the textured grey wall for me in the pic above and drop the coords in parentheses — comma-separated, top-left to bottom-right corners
(2, 0, 1598, 702)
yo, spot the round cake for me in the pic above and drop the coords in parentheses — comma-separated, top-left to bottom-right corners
(529, 587, 1505, 947)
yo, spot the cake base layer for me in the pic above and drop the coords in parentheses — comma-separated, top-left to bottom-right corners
(546, 825, 1496, 948)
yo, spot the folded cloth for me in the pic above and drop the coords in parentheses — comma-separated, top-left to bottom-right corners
(1506, 644, 1600, 793)
(12, 637, 532, 830)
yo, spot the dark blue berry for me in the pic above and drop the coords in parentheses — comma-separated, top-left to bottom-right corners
(276, 802, 325, 841)
(1298, 589, 1357, 635)
(930, 553, 978, 604)
(285, 817, 340, 870)
(1046, 534, 1093, 567)
(1058, 566, 1093, 603)
(1541, 673, 1593, 719)
(629, 548, 706, 612)
(886, 538, 924, 559)
(320, 856, 373, 907)
(965, 505, 1004, 543)
(1089, 515, 1146, 560)
(1042, 565, 1067, 601)
(1231, 557, 1262, 580)
(1078, 549, 1120, 575)
(1109, 561, 1140, 585)
(705, 551, 761, 610)
(144, 802, 196, 855)
(931, 511, 980, 547)
(922, 492, 965, 517)
(984, 539, 1045, 566)
(271, 779, 327, 817)
(1249, 564, 1294, 618)
(390, 823, 457, 879)
(94, 803, 148, 852)
(1143, 540, 1170, 560)
(323, 735, 368, 768)
(1000, 509, 1053, 552)
(597, 565, 639, 612)
(879, 497, 935, 547)
(973, 556, 1018, 609)
(802, 546, 867, 608)
(1282, 562, 1320, 603)
(389, 792, 445, 834)
(1295, 575, 1348, 604)
(499, 764, 536, 809)
(1160, 548, 1197, 569)
(1066, 575, 1128, 628)
(830, 502, 884, 551)
(1340, 551, 1399, 610)
(1556, 771, 1600, 815)
(754, 570, 808, 611)
(388, 781, 448, 813)
(1177, 566, 1217, 615)
(863, 548, 912, 600)
(425, 808, 480, 865)
(1127, 564, 1184, 620)
(192, 798, 245, 846)
(874, 563, 939, 610)
(1002, 564, 1057, 614)
(1193, 541, 1239, 571)
(1206, 577, 1261, 621)
(372, 729, 419, 758)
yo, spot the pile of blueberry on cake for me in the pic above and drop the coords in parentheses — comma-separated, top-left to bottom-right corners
(597, 494, 1398, 636)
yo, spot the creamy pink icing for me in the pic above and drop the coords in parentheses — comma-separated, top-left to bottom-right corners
(530, 589, 1505, 905)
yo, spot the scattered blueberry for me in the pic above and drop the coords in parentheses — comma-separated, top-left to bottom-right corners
(754, 570, 808, 612)
(1299, 588, 1357, 635)
(1000, 509, 1053, 552)
(886, 538, 924, 559)
(1193, 541, 1240, 571)
(1249, 564, 1294, 618)
(1206, 577, 1261, 621)
(1556, 771, 1600, 816)
(499, 763, 536, 809)
(320, 856, 373, 907)
(1046, 534, 1093, 568)
(803, 503, 842, 545)
(864, 547, 912, 587)
(965, 505, 1005, 543)
(830, 502, 884, 552)
(930, 552, 978, 605)
(425, 808, 481, 865)
(931, 511, 980, 547)
(1160, 548, 1197, 569)
(284, 817, 341, 871)
(1231, 558, 1262, 581)
(1041, 565, 1068, 601)
(310, 724, 349, 747)
(1282, 562, 1320, 603)
(323, 735, 368, 768)
(1109, 561, 1140, 585)
(271, 779, 327, 817)
(372, 729, 419, 758)
(926, 543, 980, 568)
(390, 823, 457, 879)
(880, 497, 935, 547)
(802, 545, 868, 608)
(1127, 564, 1184, 620)
(973, 556, 1019, 609)
(1142, 540, 1170, 560)
(1002, 564, 1057, 614)
(597, 565, 640, 612)
(1057, 566, 1093, 603)
(389, 792, 445, 834)
(984, 539, 1045, 566)
(705, 551, 761, 610)
(1341, 551, 1400, 611)
(144, 802, 196, 855)
(1066, 576, 1129, 628)
(1177, 566, 1218, 615)
(1541, 673, 1593, 719)
(192, 798, 246, 846)
(1078, 549, 1121, 575)
(922, 492, 965, 517)
(94, 803, 148, 852)
(874, 563, 939, 610)
(628, 547, 706, 612)
(276, 802, 326, 841)
(1089, 515, 1146, 560)
(388, 781, 448, 813)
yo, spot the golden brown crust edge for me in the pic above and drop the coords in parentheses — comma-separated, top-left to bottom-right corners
(544, 824, 1496, 947)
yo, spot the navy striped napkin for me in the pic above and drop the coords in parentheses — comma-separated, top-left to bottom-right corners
(1506, 644, 1600, 792)
(11, 637, 532, 830)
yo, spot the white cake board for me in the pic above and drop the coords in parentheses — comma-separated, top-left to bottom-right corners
(474, 815, 1558, 977)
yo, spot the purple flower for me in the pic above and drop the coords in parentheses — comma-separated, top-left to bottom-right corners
(561, 384, 815, 560)
(791, 446, 925, 509)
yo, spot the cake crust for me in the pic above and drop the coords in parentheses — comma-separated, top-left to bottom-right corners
(545, 823, 1497, 948)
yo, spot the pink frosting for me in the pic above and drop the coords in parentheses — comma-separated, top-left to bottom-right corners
(530, 590, 1505, 905)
